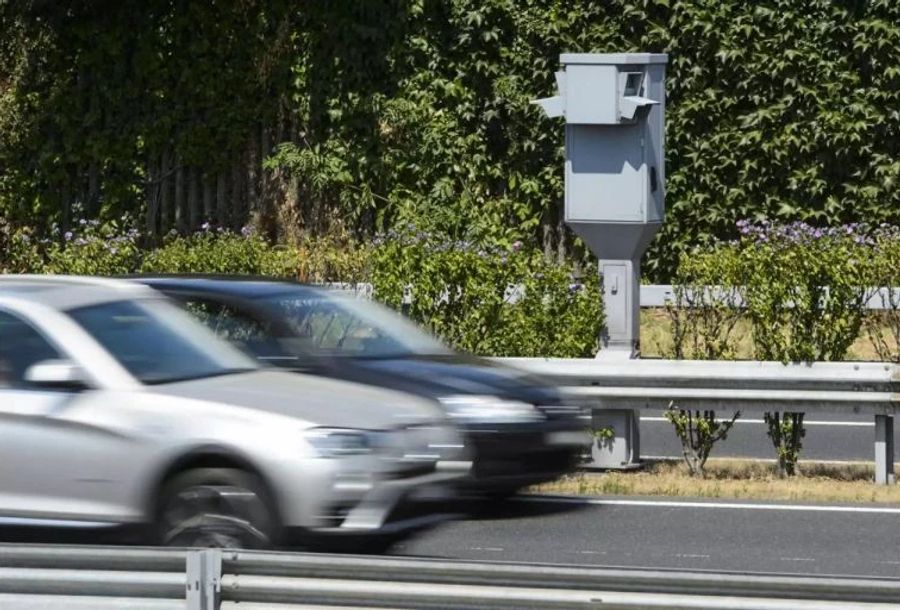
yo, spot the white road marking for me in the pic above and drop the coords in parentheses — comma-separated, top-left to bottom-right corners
(676, 553, 710, 559)
(470, 547, 504, 552)
(779, 557, 815, 562)
(640, 416, 874, 427)
(522, 496, 900, 514)
(640, 455, 879, 466)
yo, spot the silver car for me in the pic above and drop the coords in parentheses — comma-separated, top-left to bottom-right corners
(0, 276, 470, 549)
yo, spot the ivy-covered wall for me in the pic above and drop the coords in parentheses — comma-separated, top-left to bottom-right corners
(2, 1, 899, 279)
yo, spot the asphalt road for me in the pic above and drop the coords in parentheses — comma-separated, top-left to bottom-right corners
(393, 495, 900, 578)
(638, 410, 899, 462)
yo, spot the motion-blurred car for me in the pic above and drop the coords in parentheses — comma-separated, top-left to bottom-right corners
(135, 276, 586, 497)
(0, 275, 469, 549)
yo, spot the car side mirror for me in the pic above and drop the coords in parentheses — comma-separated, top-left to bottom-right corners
(24, 359, 89, 390)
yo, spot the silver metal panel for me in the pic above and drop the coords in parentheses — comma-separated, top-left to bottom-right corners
(563, 64, 618, 124)
(0, 596, 184, 610)
(643, 63, 666, 223)
(565, 125, 645, 223)
(874, 415, 895, 485)
(560, 52, 669, 65)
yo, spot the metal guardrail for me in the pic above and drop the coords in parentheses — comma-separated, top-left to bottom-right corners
(324, 282, 900, 310)
(2, 544, 900, 609)
(498, 358, 899, 484)
(640, 284, 900, 310)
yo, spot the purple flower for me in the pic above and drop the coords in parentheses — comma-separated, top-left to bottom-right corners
(200, 222, 211, 232)
(64, 231, 73, 241)
(241, 225, 253, 237)
(511, 240, 522, 252)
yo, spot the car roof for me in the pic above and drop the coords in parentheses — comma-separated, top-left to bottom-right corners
(0, 275, 156, 310)
(131, 274, 327, 300)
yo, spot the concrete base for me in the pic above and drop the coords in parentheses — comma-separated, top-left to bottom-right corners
(584, 408, 642, 470)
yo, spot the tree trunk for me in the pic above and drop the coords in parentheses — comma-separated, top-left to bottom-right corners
(87, 161, 100, 218)
(247, 128, 259, 225)
(188, 166, 200, 231)
(145, 154, 160, 240)
(216, 171, 227, 228)
(159, 148, 173, 235)
(202, 173, 214, 224)
(231, 154, 244, 231)
(175, 160, 186, 233)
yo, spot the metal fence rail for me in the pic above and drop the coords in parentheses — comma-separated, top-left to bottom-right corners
(497, 358, 899, 484)
(324, 282, 900, 310)
(2, 544, 900, 610)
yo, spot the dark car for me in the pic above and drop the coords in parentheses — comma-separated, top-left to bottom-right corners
(134, 276, 586, 497)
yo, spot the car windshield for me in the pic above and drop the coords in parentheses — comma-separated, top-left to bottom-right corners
(257, 290, 452, 359)
(69, 298, 257, 385)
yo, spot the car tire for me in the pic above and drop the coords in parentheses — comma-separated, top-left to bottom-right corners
(156, 467, 278, 549)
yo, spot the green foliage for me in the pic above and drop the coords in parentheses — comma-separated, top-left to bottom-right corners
(3, 217, 601, 358)
(666, 249, 744, 359)
(764, 411, 805, 477)
(141, 227, 299, 278)
(370, 226, 602, 357)
(669, 220, 888, 469)
(864, 230, 900, 362)
(4, 2, 900, 276)
(42, 219, 142, 276)
(0, 1, 293, 224)
(665, 405, 741, 477)
(672, 222, 876, 363)
(589, 426, 616, 442)
(739, 231, 873, 364)
(0, 219, 43, 274)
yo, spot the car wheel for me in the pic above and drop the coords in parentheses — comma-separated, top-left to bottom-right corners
(156, 468, 277, 549)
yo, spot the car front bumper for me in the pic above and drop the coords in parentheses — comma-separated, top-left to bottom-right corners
(461, 419, 587, 493)
(270, 453, 470, 538)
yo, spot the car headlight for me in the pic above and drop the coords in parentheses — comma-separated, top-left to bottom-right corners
(305, 428, 373, 458)
(437, 395, 544, 423)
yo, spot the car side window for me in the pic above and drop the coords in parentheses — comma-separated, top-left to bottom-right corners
(0, 310, 62, 388)
(283, 301, 395, 355)
(180, 298, 289, 361)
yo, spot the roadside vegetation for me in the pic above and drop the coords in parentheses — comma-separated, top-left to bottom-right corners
(3, 2, 900, 281)
(4, 217, 899, 480)
(533, 460, 900, 504)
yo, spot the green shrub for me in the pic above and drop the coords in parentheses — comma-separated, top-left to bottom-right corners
(864, 227, 900, 362)
(0, 220, 43, 273)
(669, 220, 883, 475)
(666, 247, 744, 360)
(737, 221, 874, 363)
(4, 218, 602, 358)
(370, 226, 602, 357)
(42, 218, 142, 276)
(141, 225, 299, 277)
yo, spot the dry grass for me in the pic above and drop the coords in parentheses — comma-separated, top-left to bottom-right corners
(639, 309, 893, 360)
(531, 459, 900, 504)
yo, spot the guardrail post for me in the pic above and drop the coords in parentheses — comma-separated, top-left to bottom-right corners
(874, 415, 895, 485)
(586, 406, 641, 470)
(186, 548, 221, 610)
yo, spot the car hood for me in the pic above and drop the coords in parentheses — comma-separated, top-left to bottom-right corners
(332, 354, 564, 406)
(152, 369, 446, 430)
